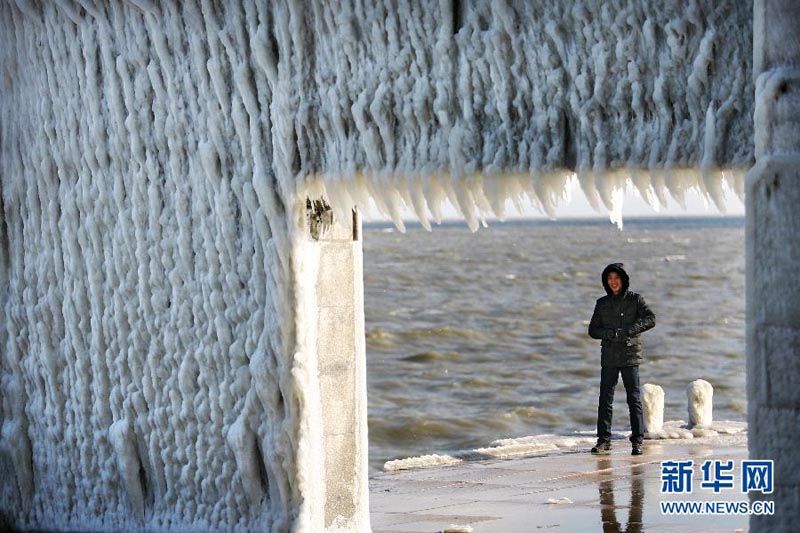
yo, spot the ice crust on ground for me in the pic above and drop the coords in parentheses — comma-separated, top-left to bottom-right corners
(0, 0, 752, 530)
(546, 497, 574, 505)
(644, 419, 746, 439)
(383, 421, 747, 472)
(443, 524, 474, 533)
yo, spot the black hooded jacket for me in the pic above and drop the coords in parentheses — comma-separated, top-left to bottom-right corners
(588, 263, 656, 366)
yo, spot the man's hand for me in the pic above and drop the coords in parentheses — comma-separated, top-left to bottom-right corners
(602, 328, 623, 341)
(603, 328, 627, 342)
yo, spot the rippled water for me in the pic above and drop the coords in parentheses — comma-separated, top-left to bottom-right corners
(363, 217, 745, 470)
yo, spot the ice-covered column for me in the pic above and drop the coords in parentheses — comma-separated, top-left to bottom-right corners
(642, 384, 665, 436)
(686, 379, 713, 429)
(748, 1, 800, 529)
(308, 202, 370, 532)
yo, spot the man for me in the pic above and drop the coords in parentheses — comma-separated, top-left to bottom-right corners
(588, 263, 656, 455)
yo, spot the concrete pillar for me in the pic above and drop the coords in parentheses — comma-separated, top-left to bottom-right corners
(308, 201, 370, 531)
(748, 2, 800, 529)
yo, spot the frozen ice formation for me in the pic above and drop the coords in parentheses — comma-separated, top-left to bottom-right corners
(645, 419, 745, 440)
(642, 383, 665, 435)
(641, 381, 732, 439)
(299, 0, 753, 230)
(443, 524, 475, 533)
(687, 379, 714, 429)
(1, 0, 752, 531)
(384, 421, 747, 471)
(546, 497, 574, 505)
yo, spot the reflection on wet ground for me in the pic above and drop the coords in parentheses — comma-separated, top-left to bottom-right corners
(371, 439, 749, 532)
(597, 457, 644, 533)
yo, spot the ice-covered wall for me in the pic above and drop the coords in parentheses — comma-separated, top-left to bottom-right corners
(0, 0, 753, 531)
(0, 1, 305, 530)
(748, 1, 800, 530)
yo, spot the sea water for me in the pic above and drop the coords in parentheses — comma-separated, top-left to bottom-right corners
(364, 217, 745, 470)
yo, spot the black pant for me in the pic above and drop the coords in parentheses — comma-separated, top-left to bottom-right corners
(597, 365, 644, 445)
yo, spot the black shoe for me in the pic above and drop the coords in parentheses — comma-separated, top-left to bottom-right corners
(631, 443, 643, 455)
(591, 440, 612, 454)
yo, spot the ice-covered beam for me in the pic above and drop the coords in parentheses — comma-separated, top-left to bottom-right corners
(298, 0, 754, 228)
(747, 1, 800, 530)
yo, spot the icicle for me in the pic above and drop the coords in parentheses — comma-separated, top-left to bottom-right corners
(700, 104, 728, 212)
(483, 174, 517, 221)
(726, 169, 746, 203)
(593, 166, 617, 215)
(665, 168, 695, 210)
(422, 172, 446, 224)
(452, 176, 479, 232)
(466, 174, 494, 217)
(630, 169, 661, 213)
(409, 176, 433, 231)
(576, 169, 604, 214)
(648, 167, 670, 210)
(608, 185, 625, 230)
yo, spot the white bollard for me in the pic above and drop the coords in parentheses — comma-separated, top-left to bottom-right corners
(642, 383, 665, 435)
(687, 379, 713, 429)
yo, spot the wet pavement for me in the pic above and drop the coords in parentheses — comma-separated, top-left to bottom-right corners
(370, 436, 749, 532)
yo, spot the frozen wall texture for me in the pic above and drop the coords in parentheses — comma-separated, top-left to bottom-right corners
(0, 0, 753, 531)
(748, 1, 800, 531)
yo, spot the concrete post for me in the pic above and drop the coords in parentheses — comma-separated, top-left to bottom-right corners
(308, 201, 370, 531)
(748, 2, 800, 529)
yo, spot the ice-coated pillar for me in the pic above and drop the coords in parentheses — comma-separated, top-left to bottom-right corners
(686, 380, 713, 429)
(749, 1, 800, 530)
(309, 201, 370, 532)
(642, 384, 665, 436)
